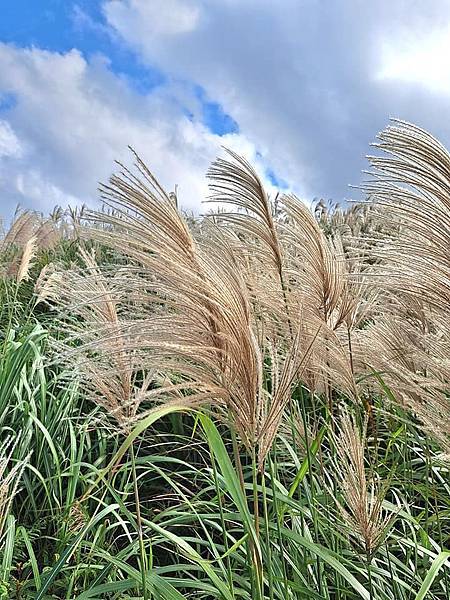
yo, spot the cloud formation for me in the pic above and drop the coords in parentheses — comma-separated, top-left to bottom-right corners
(104, 0, 450, 201)
(1, 1, 450, 217)
(0, 42, 269, 216)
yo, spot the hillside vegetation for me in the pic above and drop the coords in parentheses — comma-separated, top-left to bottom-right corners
(0, 120, 449, 599)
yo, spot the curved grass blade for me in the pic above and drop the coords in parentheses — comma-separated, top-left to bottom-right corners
(414, 551, 450, 600)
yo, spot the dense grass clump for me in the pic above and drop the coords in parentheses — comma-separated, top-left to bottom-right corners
(0, 120, 449, 599)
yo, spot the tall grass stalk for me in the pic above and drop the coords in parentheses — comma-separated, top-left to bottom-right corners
(1, 120, 450, 598)
(130, 443, 149, 600)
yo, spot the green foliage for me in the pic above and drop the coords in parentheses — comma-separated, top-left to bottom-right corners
(0, 326, 448, 598)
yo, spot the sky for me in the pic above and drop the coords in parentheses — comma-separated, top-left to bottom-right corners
(1, 0, 450, 218)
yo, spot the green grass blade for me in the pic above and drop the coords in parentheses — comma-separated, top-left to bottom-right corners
(149, 522, 234, 600)
(35, 504, 120, 600)
(85, 404, 190, 495)
(198, 413, 261, 559)
(280, 526, 371, 599)
(414, 551, 450, 600)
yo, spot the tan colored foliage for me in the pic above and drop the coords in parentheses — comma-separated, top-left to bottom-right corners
(42, 120, 450, 464)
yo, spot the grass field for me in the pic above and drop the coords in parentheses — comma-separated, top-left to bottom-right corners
(0, 120, 449, 599)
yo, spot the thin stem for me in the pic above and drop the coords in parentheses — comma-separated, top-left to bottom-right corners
(366, 553, 374, 600)
(251, 446, 263, 600)
(130, 443, 149, 600)
(231, 428, 245, 493)
(261, 471, 274, 600)
(211, 450, 235, 598)
(230, 428, 254, 596)
(268, 454, 290, 595)
(299, 385, 323, 593)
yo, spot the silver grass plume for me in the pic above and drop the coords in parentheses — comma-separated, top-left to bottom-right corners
(359, 120, 450, 456)
(331, 408, 391, 560)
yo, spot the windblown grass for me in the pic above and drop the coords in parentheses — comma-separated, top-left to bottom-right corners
(0, 120, 449, 599)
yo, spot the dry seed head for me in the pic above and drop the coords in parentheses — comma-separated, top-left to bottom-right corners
(331, 408, 391, 558)
(355, 119, 450, 455)
(13, 235, 37, 283)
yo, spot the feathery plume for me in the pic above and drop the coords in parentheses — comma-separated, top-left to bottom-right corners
(45, 151, 324, 466)
(359, 119, 450, 454)
(331, 409, 391, 559)
(15, 236, 37, 283)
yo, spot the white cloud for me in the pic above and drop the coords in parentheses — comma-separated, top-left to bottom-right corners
(0, 43, 272, 216)
(101, 0, 374, 201)
(0, 120, 22, 158)
(377, 22, 450, 95)
(13, 169, 81, 209)
(103, 0, 450, 205)
(105, 0, 201, 37)
(3, 1, 450, 218)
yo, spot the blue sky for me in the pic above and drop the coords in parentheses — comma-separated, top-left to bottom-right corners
(1, 1, 450, 217)
(0, 1, 162, 90)
(0, 1, 236, 133)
